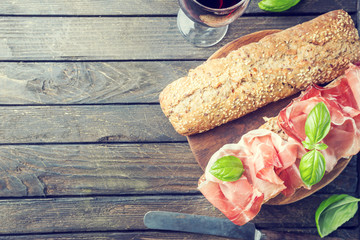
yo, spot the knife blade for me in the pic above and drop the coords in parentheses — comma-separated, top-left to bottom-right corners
(144, 211, 262, 240)
(144, 211, 344, 240)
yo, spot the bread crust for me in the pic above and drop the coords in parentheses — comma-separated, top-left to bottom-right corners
(160, 10, 360, 136)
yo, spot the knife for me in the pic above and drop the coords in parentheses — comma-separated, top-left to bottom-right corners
(144, 211, 260, 240)
(143, 211, 343, 240)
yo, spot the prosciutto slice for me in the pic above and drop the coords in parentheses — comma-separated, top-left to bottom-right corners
(278, 64, 360, 171)
(198, 64, 360, 226)
(199, 129, 305, 225)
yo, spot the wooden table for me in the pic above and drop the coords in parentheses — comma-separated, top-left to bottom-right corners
(0, 0, 358, 239)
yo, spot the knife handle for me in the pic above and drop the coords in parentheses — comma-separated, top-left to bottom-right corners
(144, 211, 257, 239)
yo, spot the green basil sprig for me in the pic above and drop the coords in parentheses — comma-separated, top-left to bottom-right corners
(299, 102, 331, 187)
(209, 156, 244, 182)
(316, 194, 360, 237)
(304, 101, 331, 145)
(299, 149, 325, 187)
(258, 0, 301, 12)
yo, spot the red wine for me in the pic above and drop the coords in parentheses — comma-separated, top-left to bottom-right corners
(179, 0, 249, 28)
(197, 0, 241, 9)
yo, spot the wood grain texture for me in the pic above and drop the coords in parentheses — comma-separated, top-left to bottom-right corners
(0, 61, 200, 104)
(0, 105, 185, 143)
(0, 143, 201, 197)
(0, 231, 233, 240)
(260, 228, 359, 240)
(0, 144, 354, 198)
(0, 14, 355, 61)
(0, 229, 357, 240)
(0, 195, 219, 234)
(0, 0, 354, 15)
(0, 194, 356, 235)
(0, 1, 356, 239)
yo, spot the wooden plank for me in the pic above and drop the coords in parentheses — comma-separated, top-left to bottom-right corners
(0, 232, 232, 240)
(0, 195, 219, 234)
(0, 61, 200, 104)
(0, 105, 185, 143)
(0, 0, 355, 16)
(260, 228, 359, 240)
(0, 144, 355, 198)
(0, 0, 180, 16)
(0, 228, 357, 240)
(0, 143, 202, 197)
(0, 194, 356, 235)
(0, 14, 356, 61)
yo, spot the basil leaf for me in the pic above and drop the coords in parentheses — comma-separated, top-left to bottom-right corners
(302, 140, 315, 150)
(316, 194, 360, 237)
(299, 149, 325, 187)
(258, 0, 301, 12)
(209, 156, 244, 182)
(315, 142, 328, 151)
(305, 102, 331, 144)
(302, 141, 328, 151)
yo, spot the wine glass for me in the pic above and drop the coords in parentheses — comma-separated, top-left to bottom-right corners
(177, 0, 251, 47)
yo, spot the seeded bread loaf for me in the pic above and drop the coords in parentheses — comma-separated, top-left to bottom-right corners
(159, 10, 360, 136)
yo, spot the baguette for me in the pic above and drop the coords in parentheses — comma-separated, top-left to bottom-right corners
(159, 10, 360, 136)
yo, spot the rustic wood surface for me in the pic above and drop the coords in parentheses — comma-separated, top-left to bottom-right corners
(0, 14, 356, 61)
(0, 0, 355, 15)
(0, 0, 358, 239)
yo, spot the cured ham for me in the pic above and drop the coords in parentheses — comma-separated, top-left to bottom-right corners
(198, 176, 264, 225)
(199, 64, 360, 226)
(199, 129, 305, 225)
(278, 64, 360, 171)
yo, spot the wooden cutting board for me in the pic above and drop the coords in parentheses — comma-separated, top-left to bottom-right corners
(186, 30, 352, 205)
